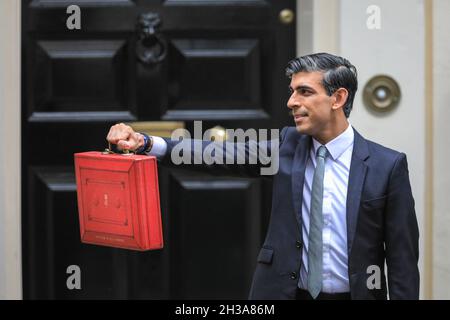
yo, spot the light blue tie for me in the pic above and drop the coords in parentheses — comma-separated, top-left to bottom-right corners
(307, 145, 328, 299)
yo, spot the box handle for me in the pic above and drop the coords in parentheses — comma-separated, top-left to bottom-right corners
(102, 142, 134, 156)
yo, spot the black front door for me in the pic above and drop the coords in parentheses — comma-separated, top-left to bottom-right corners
(22, 0, 296, 299)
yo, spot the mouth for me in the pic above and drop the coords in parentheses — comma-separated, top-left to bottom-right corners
(293, 110, 308, 123)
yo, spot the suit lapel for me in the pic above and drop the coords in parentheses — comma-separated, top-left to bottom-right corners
(291, 135, 311, 229)
(346, 129, 370, 255)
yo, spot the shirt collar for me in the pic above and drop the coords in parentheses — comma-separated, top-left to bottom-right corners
(312, 123, 354, 161)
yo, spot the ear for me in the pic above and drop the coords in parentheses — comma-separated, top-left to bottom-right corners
(331, 88, 349, 111)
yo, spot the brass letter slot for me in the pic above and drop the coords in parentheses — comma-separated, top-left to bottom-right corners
(126, 121, 185, 138)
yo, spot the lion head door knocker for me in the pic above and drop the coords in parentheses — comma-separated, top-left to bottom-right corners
(136, 12, 168, 65)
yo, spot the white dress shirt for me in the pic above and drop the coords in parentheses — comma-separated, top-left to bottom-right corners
(145, 136, 167, 158)
(298, 124, 354, 293)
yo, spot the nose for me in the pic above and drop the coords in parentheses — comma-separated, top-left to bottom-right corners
(287, 93, 298, 110)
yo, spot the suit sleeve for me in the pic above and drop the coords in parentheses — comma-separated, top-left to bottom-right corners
(158, 126, 288, 178)
(385, 153, 420, 299)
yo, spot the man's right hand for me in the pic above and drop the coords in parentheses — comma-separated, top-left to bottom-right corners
(106, 123, 145, 152)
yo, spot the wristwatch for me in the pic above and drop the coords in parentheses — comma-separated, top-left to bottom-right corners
(136, 132, 153, 154)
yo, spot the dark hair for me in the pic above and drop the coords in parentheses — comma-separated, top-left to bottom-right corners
(285, 53, 358, 118)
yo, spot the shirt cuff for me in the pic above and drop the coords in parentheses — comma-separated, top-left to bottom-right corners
(145, 136, 167, 159)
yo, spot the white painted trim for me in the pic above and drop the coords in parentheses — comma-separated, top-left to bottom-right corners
(296, 0, 340, 56)
(312, 0, 340, 54)
(296, 0, 313, 56)
(0, 0, 22, 300)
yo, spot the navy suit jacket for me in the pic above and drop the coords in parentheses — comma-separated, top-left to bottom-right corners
(161, 126, 420, 300)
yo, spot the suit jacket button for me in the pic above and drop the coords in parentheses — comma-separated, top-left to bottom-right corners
(290, 272, 297, 280)
(296, 241, 302, 249)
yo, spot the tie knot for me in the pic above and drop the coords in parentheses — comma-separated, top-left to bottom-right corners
(317, 145, 328, 159)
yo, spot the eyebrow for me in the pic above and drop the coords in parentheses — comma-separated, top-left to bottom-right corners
(289, 85, 316, 92)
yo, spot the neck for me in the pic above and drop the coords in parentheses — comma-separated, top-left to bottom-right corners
(313, 118, 349, 145)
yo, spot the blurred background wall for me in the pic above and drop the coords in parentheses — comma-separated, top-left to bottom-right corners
(432, 0, 450, 300)
(0, 0, 22, 300)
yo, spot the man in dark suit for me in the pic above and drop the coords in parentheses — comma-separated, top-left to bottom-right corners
(107, 53, 419, 300)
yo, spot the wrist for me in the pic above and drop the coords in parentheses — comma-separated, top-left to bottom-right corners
(135, 132, 148, 154)
(136, 133, 145, 149)
(145, 135, 154, 153)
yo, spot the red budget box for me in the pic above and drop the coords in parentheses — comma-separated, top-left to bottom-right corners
(74, 151, 163, 251)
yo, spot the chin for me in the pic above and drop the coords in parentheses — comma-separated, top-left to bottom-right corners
(294, 124, 310, 135)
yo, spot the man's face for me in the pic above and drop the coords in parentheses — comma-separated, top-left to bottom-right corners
(287, 71, 335, 136)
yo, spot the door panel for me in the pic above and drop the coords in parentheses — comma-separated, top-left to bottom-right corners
(168, 171, 262, 299)
(32, 40, 133, 111)
(168, 39, 261, 110)
(22, 0, 296, 299)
